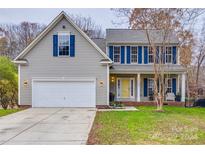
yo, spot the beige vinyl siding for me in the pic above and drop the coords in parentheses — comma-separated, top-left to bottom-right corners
(19, 17, 108, 106)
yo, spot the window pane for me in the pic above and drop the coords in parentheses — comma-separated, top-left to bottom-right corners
(131, 46, 138, 63)
(165, 47, 172, 63)
(59, 46, 69, 56)
(114, 46, 120, 63)
(58, 34, 70, 56)
(59, 35, 69, 46)
(166, 79, 172, 93)
(148, 79, 154, 96)
(148, 47, 154, 63)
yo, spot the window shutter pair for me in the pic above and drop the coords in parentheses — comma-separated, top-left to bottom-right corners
(53, 34, 75, 57)
(109, 46, 125, 64)
(143, 78, 177, 97)
(161, 47, 177, 64)
(126, 46, 142, 64)
(110, 46, 142, 64)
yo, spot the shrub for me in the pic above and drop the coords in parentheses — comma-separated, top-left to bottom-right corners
(0, 56, 18, 109)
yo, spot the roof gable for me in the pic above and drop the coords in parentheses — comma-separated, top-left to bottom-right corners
(14, 11, 111, 63)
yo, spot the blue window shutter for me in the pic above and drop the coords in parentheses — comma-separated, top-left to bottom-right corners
(163, 50, 165, 64)
(127, 46, 130, 64)
(121, 46, 125, 64)
(172, 46, 177, 64)
(156, 46, 159, 63)
(138, 46, 142, 64)
(109, 46, 113, 61)
(144, 46, 148, 64)
(53, 35, 58, 57)
(144, 78, 148, 97)
(70, 35, 75, 57)
(172, 78, 176, 95)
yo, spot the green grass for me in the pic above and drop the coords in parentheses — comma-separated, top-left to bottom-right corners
(87, 106, 205, 145)
(0, 109, 21, 117)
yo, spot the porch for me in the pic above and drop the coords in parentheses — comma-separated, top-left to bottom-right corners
(109, 73, 186, 103)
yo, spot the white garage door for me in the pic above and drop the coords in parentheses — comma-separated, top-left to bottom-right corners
(32, 80, 96, 107)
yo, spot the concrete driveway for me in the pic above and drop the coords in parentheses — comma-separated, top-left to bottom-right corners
(0, 108, 96, 145)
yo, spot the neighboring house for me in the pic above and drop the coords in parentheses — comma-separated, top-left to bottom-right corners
(189, 66, 205, 98)
(14, 11, 186, 108)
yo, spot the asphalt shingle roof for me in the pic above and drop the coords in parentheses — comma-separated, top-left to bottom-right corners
(92, 38, 106, 53)
(106, 29, 179, 44)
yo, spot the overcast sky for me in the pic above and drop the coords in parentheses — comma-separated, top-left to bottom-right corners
(0, 8, 129, 30)
(0, 8, 204, 35)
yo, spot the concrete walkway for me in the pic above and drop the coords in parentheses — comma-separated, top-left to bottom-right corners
(98, 106, 138, 112)
(0, 108, 96, 145)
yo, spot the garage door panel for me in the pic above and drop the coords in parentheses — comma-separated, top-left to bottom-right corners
(32, 80, 96, 107)
(69, 82, 95, 107)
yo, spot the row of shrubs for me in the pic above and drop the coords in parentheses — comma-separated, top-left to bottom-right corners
(0, 56, 18, 109)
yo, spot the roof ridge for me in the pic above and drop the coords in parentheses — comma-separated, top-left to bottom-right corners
(106, 29, 170, 31)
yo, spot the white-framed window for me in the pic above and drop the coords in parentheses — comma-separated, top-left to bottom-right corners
(58, 33, 70, 56)
(165, 47, 172, 63)
(148, 78, 154, 96)
(113, 46, 121, 63)
(166, 78, 172, 93)
(148, 47, 154, 63)
(131, 46, 138, 63)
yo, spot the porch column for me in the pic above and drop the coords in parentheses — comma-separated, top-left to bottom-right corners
(137, 73, 141, 102)
(177, 74, 180, 94)
(181, 73, 186, 102)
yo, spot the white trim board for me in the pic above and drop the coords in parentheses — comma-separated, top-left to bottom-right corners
(18, 65, 21, 105)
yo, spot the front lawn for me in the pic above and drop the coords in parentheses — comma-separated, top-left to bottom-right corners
(0, 109, 21, 117)
(87, 106, 205, 144)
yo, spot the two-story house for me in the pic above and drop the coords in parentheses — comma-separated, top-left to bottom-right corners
(14, 11, 186, 108)
(106, 29, 186, 103)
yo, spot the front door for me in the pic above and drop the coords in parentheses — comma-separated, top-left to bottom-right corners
(117, 78, 134, 98)
(121, 79, 130, 98)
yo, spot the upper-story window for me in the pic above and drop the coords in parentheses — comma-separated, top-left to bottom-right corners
(113, 46, 121, 63)
(131, 46, 138, 63)
(165, 47, 172, 63)
(148, 47, 154, 63)
(58, 33, 70, 56)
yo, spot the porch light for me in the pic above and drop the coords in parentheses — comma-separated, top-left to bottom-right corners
(99, 81, 104, 87)
(23, 80, 28, 87)
(111, 76, 115, 82)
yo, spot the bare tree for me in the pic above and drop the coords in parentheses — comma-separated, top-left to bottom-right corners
(112, 8, 204, 111)
(192, 20, 205, 98)
(0, 22, 45, 59)
(70, 14, 105, 39)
